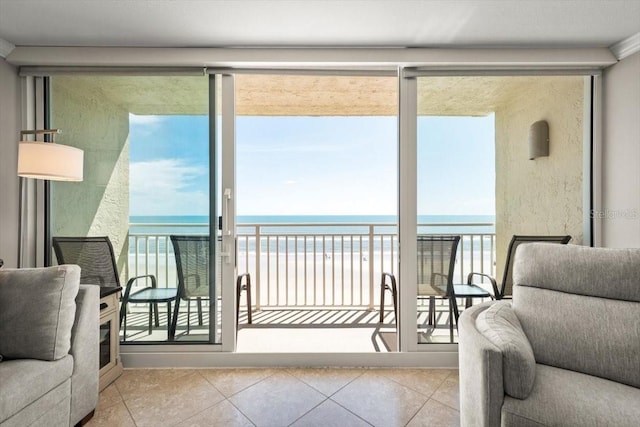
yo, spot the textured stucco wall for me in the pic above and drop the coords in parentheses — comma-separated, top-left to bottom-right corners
(0, 58, 21, 267)
(495, 77, 584, 277)
(602, 51, 640, 248)
(50, 77, 130, 275)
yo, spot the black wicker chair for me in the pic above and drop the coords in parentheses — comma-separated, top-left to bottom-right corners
(169, 235, 252, 341)
(380, 235, 491, 341)
(52, 236, 177, 340)
(467, 234, 571, 299)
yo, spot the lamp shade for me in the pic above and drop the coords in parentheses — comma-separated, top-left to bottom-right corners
(17, 141, 84, 181)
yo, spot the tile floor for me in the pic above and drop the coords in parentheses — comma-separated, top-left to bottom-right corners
(88, 368, 460, 426)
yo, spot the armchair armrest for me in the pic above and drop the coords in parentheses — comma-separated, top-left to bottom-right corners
(69, 285, 99, 426)
(459, 302, 504, 427)
(467, 272, 500, 299)
(460, 301, 537, 426)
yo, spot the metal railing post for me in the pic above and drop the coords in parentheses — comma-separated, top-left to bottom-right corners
(368, 224, 375, 310)
(255, 225, 261, 310)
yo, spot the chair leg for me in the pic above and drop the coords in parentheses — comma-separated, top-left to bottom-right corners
(379, 284, 386, 323)
(449, 302, 454, 343)
(452, 297, 460, 328)
(122, 310, 127, 340)
(391, 286, 398, 323)
(246, 276, 252, 324)
(448, 295, 460, 343)
(236, 280, 241, 329)
(187, 300, 191, 334)
(197, 297, 203, 326)
(148, 304, 153, 334)
(428, 296, 435, 326)
(119, 301, 128, 340)
(235, 274, 252, 327)
(153, 302, 160, 327)
(169, 298, 180, 341)
(379, 273, 398, 324)
(166, 302, 172, 338)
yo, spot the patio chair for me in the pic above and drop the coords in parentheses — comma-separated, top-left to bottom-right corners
(467, 234, 571, 299)
(52, 236, 178, 339)
(168, 235, 252, 341)
(380, 235, 491, 339)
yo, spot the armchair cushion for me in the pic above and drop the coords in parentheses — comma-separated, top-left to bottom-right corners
(476, 301, 536, 399)
(0, 357, 73, 422)
(502, 364, 640, 426)
(0, 265, 80, 361)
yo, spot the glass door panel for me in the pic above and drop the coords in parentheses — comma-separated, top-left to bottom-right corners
(49, 75, 217, 343)
(414, 75, 585, 344)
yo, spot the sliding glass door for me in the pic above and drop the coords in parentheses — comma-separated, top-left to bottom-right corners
(400, 72, 592, 349)
(48, 74, 224, 344)
(44, 68, 594, 357)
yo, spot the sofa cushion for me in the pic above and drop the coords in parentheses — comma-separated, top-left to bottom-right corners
(0, 265, 80, 361)
(0, 356, 74, 422)
(502, 364, 640, 427)
(476, 301, 536, 399)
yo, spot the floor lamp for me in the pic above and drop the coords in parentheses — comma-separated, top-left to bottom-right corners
(16, 129, 83, 267)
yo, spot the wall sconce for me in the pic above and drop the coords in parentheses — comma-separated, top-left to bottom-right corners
(528, 120, 549, 160)
(18, 129, 84, 181)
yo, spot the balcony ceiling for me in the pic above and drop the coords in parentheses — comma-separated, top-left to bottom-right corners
(0, 1, 638, 50)
(52, 74, 581, 117)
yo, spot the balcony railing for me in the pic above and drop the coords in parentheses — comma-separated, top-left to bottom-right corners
(126, 222, 495, 310)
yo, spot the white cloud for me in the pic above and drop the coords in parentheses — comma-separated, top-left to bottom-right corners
(129, 114, 165, 125)
(130, 159, 208, 216)
(239, 143, 342, 154)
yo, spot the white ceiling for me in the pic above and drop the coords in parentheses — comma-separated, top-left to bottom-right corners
(0, 0, 638, 49)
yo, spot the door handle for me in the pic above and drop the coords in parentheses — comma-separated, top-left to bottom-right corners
(223, 188, 232, 236)
(222, 188, 233, 264)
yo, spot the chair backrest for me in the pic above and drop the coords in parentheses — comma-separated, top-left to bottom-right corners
(512, 243, 640, 389)
(500, 235, 571, 298)
(416, 235, 460, 296)
(170, 235, 211, 299)
(52, 236, 121, 287)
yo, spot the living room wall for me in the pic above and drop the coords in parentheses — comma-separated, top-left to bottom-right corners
(602, 51, 640, 248)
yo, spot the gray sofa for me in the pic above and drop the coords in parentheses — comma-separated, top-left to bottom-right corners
(0, 266, 99, 427)
(459, 243, 640, 426)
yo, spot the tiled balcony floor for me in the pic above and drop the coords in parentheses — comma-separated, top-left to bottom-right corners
(121, 305, 459, 351)
(88, 368, 460, 426)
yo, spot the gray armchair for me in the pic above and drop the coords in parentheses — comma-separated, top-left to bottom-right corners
(459, 243, 640, 426)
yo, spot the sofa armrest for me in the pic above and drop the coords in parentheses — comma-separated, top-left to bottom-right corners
(69, 285, 99, 426)
(459, 301, 504, 427)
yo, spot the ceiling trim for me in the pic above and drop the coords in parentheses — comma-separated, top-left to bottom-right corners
(609, 32, 640, 60)
(6, 47, 617, 70)
(0, 39, 16, 59)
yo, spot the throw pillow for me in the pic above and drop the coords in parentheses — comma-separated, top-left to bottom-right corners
(0, 265, 80, 361)
(476, 301, 536, 399)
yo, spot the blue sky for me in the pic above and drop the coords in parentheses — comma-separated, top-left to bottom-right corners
(129, 113, 495, 217)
